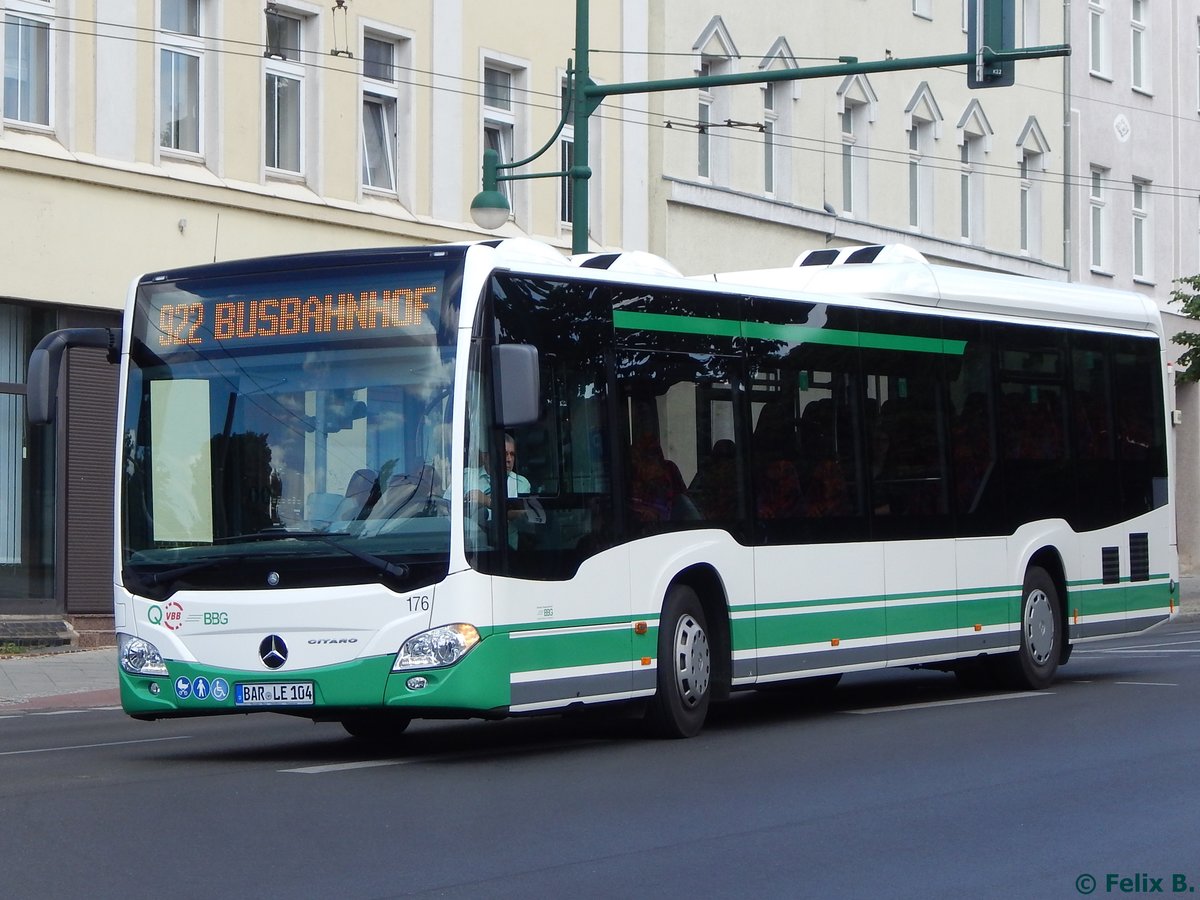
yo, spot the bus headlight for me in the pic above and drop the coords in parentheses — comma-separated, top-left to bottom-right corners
(393, 623, 480, 671)
(118, 633, 169, 677)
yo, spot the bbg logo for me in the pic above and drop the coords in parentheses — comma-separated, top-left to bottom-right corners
(203, 612, 229, 626)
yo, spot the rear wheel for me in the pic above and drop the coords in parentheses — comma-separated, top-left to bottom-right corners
(646, 584, 712, 738)
(340, 712, 412, 742)
(999, 566, 1061, 690)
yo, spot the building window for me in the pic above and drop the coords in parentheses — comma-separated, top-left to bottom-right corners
(1090, 166, 1109, 271)
(483, 64, 516, 209)
(697, 60, 712, 179)
(0, 302, 57, 604)
(1133, 178, 1151, 280)
(1023, 0, 1041, 45)
(1089, 1, 1109, 77)
(2, 8, 51, 127)
(1019, 151, 1044, 255)
(959, 138, 984, 242)
(161, 0, 198, 36)
(559, 76, 574, 224)
(696, 53, 731, 183)
(1131, 0, 1149, 92)
(912, 0, 932, 20)
(837, 75, 874, 219)
(763, 82, 777, 194)
(841, 102, 870, 216)
(908, 119, 934, 231)
(159, 0, 203, 155)
(264, 8, 305, 174)
(362, 35, 398, 192)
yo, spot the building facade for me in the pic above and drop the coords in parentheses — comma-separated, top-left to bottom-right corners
(1064, 0, 1200, 569)
(5, 0, 1200, 628)
(0, 0, 628, 622)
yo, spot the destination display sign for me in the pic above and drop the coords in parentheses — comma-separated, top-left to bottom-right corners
(134, 266, 447, 353)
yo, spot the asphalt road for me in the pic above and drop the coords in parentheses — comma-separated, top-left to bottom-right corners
(3, 620, 1199, 900)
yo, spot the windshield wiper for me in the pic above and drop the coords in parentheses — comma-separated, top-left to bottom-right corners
(122, 558, 228, 598)
(276, 531, 410, 580)
(140, 559, 226, 586)
(215, 529, 409, 580)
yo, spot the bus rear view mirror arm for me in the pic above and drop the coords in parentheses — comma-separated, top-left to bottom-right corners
(27, 327, 122, 425)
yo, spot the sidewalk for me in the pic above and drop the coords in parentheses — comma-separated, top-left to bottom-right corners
(0, 647, 118, 711)
(2, 577, 1198, 712)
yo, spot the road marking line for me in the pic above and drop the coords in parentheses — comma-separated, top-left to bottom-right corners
(1114, 681, 1178, 687)
(1075, 652, 1200, 657)
(282, 759, 412, 774)
(844, 691, 1052, 715)
(0, 735, 191, 756)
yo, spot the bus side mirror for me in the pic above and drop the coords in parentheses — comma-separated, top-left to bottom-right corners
(492, 343, 540, 427)
(27, 327, 122, 425)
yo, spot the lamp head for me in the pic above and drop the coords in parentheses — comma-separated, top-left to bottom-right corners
(470, 190, 511, 230)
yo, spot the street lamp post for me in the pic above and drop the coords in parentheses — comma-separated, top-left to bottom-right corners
(471, 0, 1069, 256)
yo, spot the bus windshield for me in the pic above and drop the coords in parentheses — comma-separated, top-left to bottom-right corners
(120, 256, 460, 598)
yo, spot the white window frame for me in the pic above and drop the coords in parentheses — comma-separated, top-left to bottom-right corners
(759, 42, 796, 203)
(696, 54, 733, 183)
(2, 1, 54, 129)
(482, 61, 518, 212)
(959, 139, 975, 241)
(159, 0, 204, 158)
(836, 75, 875, 220)
(763, 82, 777, 195)
(841, 103, 866, 217)
(1133, 177, 1152, 281)
(1131, 0, 1150, 94)
(908, 119, 935, 231)
(904, 83, 941, 234)
(1023, 0, 1041, 46)
(956, 101, 991, 245)
(1019, 152, 1043, 255)
(912, 0, 933, 21)
(559, 74, 574, 225)
(1016, 117, 1049, 259)
(1089, 0, 1110, 79)
(697, 67, 712, 180)
(263, 7, 310, 178)
(361, 30, 407, 197)
(1090, 166, 1110, 273)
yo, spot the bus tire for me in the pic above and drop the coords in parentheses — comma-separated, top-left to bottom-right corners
(646, 584, 712, 738)
(340, 712, 412, 742)
(1000, 565, 1061, 690)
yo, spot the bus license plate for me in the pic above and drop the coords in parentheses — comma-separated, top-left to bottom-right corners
(235, 682, 314, 706)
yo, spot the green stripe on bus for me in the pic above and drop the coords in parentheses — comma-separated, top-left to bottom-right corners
(612, 310, 967, 356)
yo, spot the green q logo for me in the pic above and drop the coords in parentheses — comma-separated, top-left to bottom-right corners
(148, 606, 163, 625)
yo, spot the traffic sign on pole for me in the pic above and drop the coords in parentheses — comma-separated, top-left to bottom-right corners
(968, 0, 1016, 88)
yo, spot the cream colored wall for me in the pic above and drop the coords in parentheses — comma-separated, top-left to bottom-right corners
(653, 2, 1067, 277)
(0, 1, 630, 314)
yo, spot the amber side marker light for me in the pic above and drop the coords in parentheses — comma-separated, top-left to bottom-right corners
(633, 621, 648, 635)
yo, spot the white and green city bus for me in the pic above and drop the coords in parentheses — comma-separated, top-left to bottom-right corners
(27, 239, 1178, 739)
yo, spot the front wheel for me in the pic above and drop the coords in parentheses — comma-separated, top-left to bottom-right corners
(999, 566, 1061, 690)
(645, 584, 712, 738)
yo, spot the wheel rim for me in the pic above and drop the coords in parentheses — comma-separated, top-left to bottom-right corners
(672, 613, 711, 709)
(1024, 588, 1055, 666)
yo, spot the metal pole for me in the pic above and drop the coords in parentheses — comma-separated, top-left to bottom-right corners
(571, 0, 591, 255)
